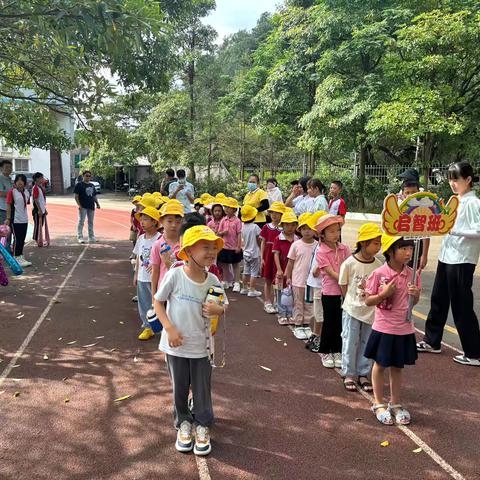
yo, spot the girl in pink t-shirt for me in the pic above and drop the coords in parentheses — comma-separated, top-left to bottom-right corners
(364, 235, 421, 427)
(206, 204, 224, 235)
(315, 214, 351, 369)
(285, 213, 318, 340)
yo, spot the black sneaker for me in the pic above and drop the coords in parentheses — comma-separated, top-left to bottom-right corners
(305, 335, 317, 349)
(416, 341, 441, 354)
(310, 336, 321, 353)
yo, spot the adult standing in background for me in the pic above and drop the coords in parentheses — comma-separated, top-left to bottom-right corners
(168, 169, 195, 214)
(74, 170, 101, 244)
(266, 178, 283, 205)
(0, 160, 13, 250)
(160, 168, 177, 197)
(243, 174, 269, 227)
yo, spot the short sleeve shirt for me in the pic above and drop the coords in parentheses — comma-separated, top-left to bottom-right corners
(365, 263, 421, 335)
(133, 232, 161, 283)
(316, 242, 351, 296)
(287, 239, 318, 288)
(0, 174, 13, 210)
(169, 181, 194, 213)
(154, 267, 224, 358)
(6, 188, 30, 223)
(328, 197, 347, 216)
(272, 233, 296, 272)
(338, 255, 383, 324)
(306, 244, 323, 289)
(218, 216, 242, 250)
(32, 184, 47, 214)
(242, 223, 261, 259)
(74, 182, 96, 210)
(243, 189, 269, 223)
(150, 234, 181, 290)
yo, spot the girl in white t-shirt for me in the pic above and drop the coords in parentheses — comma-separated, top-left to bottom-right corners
(338, 223, 383, 392)
(5, 174, 31, 267)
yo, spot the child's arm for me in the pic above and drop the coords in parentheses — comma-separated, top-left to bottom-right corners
(151, 265, 160, 304)
(5, 202, 12, 226)
(364, 279, 396, 306)
(256, 235, 262, 247)
(322, 265, 339, 282)
(236, 230, 242, 252)
(260, 237, 266, 265)
(285, 258, 294, 285)
(133, 256, 139, 287)
(340, 285, 347, 297)
(154, 299, 183, 347)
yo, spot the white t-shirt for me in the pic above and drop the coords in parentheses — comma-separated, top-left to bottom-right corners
(133, 232, 161, 283)
(242, 223, 261, 259)
(293, 194, 308, 215)
(307, 244, 322, 289)
(7, 188, 30, 223)
(338, 255, 383, 324)
(154, 267, 226, 358)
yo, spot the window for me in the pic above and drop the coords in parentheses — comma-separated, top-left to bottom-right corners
(15, 158, 29, 172)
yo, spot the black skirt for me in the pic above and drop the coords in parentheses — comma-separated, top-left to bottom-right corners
(364, 330, 418, 368)
(217, 248, 243, 264)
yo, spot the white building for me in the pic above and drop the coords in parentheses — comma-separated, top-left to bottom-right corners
(0, 111, 75, 192)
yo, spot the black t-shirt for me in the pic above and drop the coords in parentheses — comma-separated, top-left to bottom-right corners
(74, 181, 96, 210)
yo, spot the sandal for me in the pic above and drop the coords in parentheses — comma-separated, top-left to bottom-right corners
(371, 404, 394, 425)
(358, 377, 373, 392)
(389, 404, 411, 425)
(343, 379, 358, 392)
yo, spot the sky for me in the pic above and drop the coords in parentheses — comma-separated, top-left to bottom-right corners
(204, 0, 280, 42)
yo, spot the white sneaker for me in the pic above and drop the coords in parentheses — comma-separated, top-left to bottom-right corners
(16, 256, 32, 267)
(78, 238, 85, 244)
(193, 425, 211, 456)
(321, 354, 335, 369)
(88, 237, 97, 243)
(175, 421, 194, 452)
(264, 303, 276, 314)
(240, 288, 249, 295)
(293, 327, 308, 340)
(303, 327, 313, 338)
(222, 281, 231, 290)
(247, 290, 262, 297)
(232, 282, 241, 293)
(333, 352, 342, 369)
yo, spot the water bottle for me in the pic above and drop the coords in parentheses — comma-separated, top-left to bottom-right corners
(146, 307, 162, 333)
(204, 286, 225, 335)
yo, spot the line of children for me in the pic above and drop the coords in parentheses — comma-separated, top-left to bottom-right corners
(239, 205, 262, 297)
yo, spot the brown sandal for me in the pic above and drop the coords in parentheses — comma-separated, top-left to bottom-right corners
(343, 379, 357, 392)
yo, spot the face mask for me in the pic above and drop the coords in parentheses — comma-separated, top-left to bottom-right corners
(247, 182, 257, 192)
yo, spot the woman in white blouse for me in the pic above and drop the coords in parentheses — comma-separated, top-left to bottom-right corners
(418, 162, 480, 366)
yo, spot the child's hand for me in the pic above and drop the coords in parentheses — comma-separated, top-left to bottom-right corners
(380, 279, 396, 298)
(276, 270, 283, 279)
(407, 283, 421, 298)
(312, 266, 320, 278)
(286, 278, 292, 287)
(203, 301, 224, 317)
(166, 326, 183, 347)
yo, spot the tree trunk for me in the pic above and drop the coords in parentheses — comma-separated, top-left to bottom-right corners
(50, 149, 64, 194)
(358, 145, 367, 210)
(207, 119, 212, 182)
(187, 29, 196, 181)
(240, 112, 246, 181)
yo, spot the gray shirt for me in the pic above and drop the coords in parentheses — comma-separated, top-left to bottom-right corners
(0, 174, 13, 211)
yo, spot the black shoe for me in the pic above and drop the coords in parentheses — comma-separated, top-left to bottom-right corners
(310, 336, 321, 353)
(305, 335, 317, 349)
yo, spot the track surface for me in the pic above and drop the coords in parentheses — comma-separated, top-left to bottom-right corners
(1, 203, 479, 480)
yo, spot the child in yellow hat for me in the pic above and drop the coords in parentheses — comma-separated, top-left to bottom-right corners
(260, 201, 285, 314)
(364, 234, 420, 426)
(133, 207, 162, 341)
(150, 200, 184, 304)
(239, 205, 262, 297)
(153, 225, 226, 456)
(337, 223, 383, 392)
(130, 195, 143, 249)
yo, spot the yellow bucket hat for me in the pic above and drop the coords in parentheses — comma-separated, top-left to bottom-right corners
(280, 211, 298, 224)
(132, 195, 142, 204)
(222, 197, 240, 209)
(240, 205, 258, 222)
(268, 201, 286, 214)
(139, 195, 157, 209)
(308, 210, 328, 230)
(151, 192, 162, 198)
(142, 192, 153, 198)
(178, 225, 224, 261)
(159, 199, 185, 218)
(135, 206, 160, 223)
(200, 193, 215, 204)
(381, 233, 401, 254)
(214, 193, 227, 203)
(357, 223, 383, 243)
(297, 212, 313, 229)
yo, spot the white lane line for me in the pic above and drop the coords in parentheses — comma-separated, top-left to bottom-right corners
(195, 456, 212, 480)
(0, 245, 88, 387)
(251, 296, 466, 480)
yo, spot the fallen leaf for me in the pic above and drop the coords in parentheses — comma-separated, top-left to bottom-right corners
(82, 342, 99, 348)
(354, 418, 363, 422)
(64, 398, 70, 404)
(245, 323, 249, 326)
(67, 341, 77, 345)
(16, 313, 24, 319)
(133, 356, 139, 363)
(95, 336, 104, 339)
(106, 292, 111, 295)
(14, 391, 20, 398)
(11, 364, 20, 368)
(57, 337, 63, 341)
(109, 348, 117, 352)
(114, 395, 131, 402)
(62, 377, 69, 382)
(252, 319, 258, 322)
(88, 306, 95, 309)
(273, 337, 282, 342)
(0, 390, 5, 395)
(43, 354, 49, 360)
(259, 365, 272, 372)
(283, 343, 287, 347)
(413, 448, 423, 454)
(119, 321, 124, 325)
(92, 319, 97, 323)
(380, 441, 390, 447)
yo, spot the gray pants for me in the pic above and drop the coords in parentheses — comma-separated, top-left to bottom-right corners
(0, 209, 11, 250)
(77, 207, 95, 240)
(166, 354, 213, 428)
(341, 311, 373, 377)
(137, 280, 152, 329)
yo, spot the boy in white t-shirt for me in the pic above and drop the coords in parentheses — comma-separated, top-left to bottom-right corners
(239, 205, 262, 297)
(154, 225, 226, 457)
(133, 207, 161, 340)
